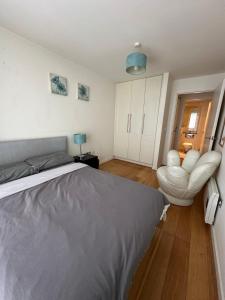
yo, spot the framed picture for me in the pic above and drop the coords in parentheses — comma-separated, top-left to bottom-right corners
(50, 73, 68, 96)
(219, 118, 225, 147)
(78, 83, 90, 101)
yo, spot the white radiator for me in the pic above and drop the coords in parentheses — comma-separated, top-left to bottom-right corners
(204, 177, 220, 225)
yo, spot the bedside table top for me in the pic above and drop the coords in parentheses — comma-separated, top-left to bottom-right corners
(73, 154, 99, 169)
(73, 153, 98, 161)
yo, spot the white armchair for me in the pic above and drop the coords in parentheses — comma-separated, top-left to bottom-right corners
(157, 150, 221, 206)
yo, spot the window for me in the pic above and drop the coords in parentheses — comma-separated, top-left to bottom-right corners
(188, 111, 199, 131)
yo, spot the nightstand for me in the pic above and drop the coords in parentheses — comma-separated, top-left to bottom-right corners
(73, 153, 99, 169)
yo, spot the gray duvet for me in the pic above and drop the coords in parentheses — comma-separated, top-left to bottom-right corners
(0, 166, 167, 300)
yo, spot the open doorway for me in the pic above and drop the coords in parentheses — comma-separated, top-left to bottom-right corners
(172, 92, 212, 158)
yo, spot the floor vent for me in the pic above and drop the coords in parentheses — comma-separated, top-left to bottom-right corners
(204, 177, 220, 225)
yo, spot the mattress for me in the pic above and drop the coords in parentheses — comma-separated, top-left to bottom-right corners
(0, 163, 168, 300)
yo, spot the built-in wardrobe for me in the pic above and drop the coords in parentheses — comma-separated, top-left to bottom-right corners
(114, 73, 169, 169)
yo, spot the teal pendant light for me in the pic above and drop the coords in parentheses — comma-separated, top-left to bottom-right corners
(126, 42, 147, 75)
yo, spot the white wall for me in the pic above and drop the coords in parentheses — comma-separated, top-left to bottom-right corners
(0, 26, 115, 163)
(212, 98, 225, 300)
(163, 73, 225, 163)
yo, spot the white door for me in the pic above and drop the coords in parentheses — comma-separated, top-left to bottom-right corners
(127, 79, 146, 161)
(203, 79, 225, 152)
(140, 75, 162, 164)
(114, 82, 131, 158)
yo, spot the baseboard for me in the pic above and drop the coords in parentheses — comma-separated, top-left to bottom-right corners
(99, 156, 113, 165)
(113, 156, 154, 168)
(211, 226, 225, 300)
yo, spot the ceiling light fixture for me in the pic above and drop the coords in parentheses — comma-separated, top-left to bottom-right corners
(126, 42, 147, 75)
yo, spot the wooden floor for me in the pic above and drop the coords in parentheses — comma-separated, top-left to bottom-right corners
(100, 159, 218, 300)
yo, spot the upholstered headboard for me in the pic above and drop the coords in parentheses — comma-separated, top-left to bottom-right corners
(0, 136, 68, 166)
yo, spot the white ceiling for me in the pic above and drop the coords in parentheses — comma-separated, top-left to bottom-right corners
(1, 0, 225, 82)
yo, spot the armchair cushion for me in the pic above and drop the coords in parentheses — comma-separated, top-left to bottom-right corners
(157, 166, 189, 199)
(167, 150, 180, 167)
(182, 150, 200, 173)
(167, 166, 189, 188)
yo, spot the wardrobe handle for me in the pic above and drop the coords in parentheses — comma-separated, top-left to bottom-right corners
(127, 114, 130, 133)
(142, 114, 145, 134)
(129, 114, 132, 133)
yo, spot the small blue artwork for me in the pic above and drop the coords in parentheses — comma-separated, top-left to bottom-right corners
(78, 83, 90, 101)
(50, 73, 68, 96)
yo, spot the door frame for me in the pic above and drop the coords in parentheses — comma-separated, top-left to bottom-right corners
(206, 79, 225, 151)
(172, 97, 212, 152)
(170, 89, 215, 151)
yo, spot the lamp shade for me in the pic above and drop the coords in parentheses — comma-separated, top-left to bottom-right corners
(126, 52, 147, 75)
(73, 133, 86, 145)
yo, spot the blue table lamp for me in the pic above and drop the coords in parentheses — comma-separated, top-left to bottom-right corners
(73, 133, 86, 157)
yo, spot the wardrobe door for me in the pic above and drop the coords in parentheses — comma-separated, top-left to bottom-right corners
(140, 75, 162, 165)
(127, 79, 146, 161)
(114, 82, 131, 158)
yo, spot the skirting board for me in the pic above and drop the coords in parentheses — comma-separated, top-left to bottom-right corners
(211, 226, 225, 300)
(113, 156, 154, 169)
(99, 156, 113, 165)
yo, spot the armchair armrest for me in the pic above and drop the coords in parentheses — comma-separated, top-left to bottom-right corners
(188, 163, 217, 192)
(167, 150, 180, 167)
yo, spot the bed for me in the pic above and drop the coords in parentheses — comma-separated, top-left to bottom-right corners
(0, 136, 168, 300)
